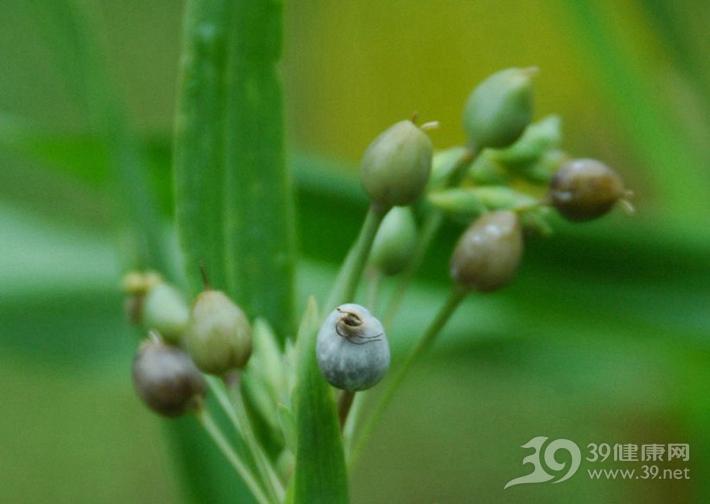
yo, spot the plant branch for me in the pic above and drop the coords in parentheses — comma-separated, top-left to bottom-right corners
(383, 147, 477, 326)
(351, 286, 468, 465)
(326, 205, 387, 311)
(196, 408, 271, 504)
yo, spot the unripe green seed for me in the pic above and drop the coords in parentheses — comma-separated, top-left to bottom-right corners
(369, 207, 418, 275)
(361, 120, 433, 209)
(428, 146, 471, 190)
(316, 304, 390, 391)
(549, 159, 625, 221)
(185, 290, 252, 375)
(463, 68, 536, 150)
(450, 210, 524, 292)
(142, 283, 190, 343)
(132, 338, 205, 417)
(493, 114, 562, 168)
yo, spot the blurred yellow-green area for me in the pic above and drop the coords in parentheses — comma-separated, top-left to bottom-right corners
(1, 0, 709, 503)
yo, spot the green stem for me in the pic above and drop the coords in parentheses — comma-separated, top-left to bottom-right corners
(383, 210, 444, 326)
(232, 389, 286, 502)
(383, 148, 477, 326)
(325, 205, 387, 311)
(365, 268, 382, 315)
(351, 287, 468, 465)
(197, 408, 271, 504)
(337, 390, 356, 429)
(206, 377, 284, 503)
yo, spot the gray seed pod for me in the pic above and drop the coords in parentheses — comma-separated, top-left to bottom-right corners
(132, 339, 205, 417)
(316, 304, 390, 391)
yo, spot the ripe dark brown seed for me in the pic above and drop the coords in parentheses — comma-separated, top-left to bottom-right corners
(549, 159, 625, 221)
(450, 210, 524, 292)
(132, 339, 205, 417)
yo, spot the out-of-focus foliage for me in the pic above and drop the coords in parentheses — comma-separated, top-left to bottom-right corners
(1, 0, 709, 503)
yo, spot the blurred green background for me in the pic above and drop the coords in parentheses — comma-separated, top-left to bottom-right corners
(1, 0, 709, 502)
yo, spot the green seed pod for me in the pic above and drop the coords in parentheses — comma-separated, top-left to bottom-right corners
(428, 188, 486, 223)
(316, 304, 390, 391)
(450, 210, 524, 292)
(121, 270, 163, 296)
(468, 151, 510, 186)
(463, 68, 536, 150)
(142, 283, 190, 343)
(493, 115, 562, 168)
(549, 159, 625, 221)
(132, 338, 205, 417)
(369, 207, 418, 275)
(361, 120, 433, 209)
(186, 290, 252, 375)
(428, 146, 472, 190)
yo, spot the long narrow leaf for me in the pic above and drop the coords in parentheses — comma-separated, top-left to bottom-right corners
(224, 0, 297, 342)
(292, 298, 348, 504)
(174, 0, 230, 294)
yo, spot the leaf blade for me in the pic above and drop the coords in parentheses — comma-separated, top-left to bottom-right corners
(173, 0, 230, 294)
(223, 0, 297, 342)
(292, 298, 348, 504)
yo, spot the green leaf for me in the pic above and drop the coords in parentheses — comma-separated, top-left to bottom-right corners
(23, 0, 172, 275)
(292, 298, 348, 504)
(277, 403, 298, 454)
(241, 319, 288, 456)
(223, 0, 296, 343)
(173, 0, 230, 294)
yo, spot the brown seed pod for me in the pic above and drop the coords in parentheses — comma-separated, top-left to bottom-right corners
(450, 210, 524, 292)
(132, 338, 205, 417)
(549, 159, 625, 221)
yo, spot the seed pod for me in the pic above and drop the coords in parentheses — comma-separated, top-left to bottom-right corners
(316, 304, 390, 391)
(463, 68, 536, 150)
(493, 115, 562, 169)
(369, 207, 418, 275)
(132, 338, 205, 417)
(428, 146, 472, 190)
(185, 290, 252, 375)
(549, 159, 625, 221)
(450, 210, 524, 292)
(121, 270, 163, 296)
(142, 283, 190, 343)
(361, 120, 433, 209)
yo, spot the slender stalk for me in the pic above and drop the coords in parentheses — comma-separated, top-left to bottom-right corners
(337, 390, 356, 429)
(342, 392, 365, 455)
(365, 268, 382, 315)
(326, 205, 387, 311)
(383, 147, 477, 326)
(383, 211, 444, 326)
(232, 388, 286, 502)
(206, 376, 284, 503)
(350, 287, 468, 465)
(196, 408, 271, 504)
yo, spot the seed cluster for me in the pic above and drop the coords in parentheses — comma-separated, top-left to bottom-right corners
(120, 66, 631, 502)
